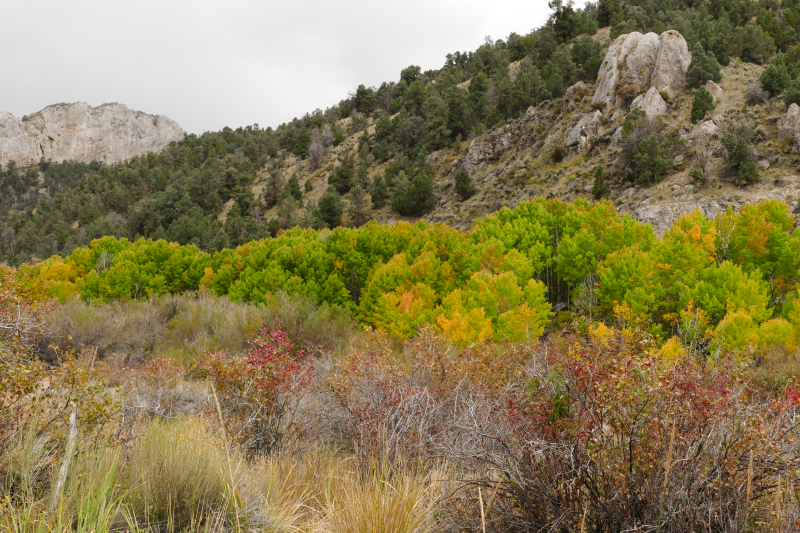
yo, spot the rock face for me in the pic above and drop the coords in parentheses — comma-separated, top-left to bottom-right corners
(565, 111, 602, 147)
(592, 30, 690, 110)
(631, 87, 668, 117)
(778, 103, 800, 148)
(0, 102, 184, 167)
(633, 200, 731, 236)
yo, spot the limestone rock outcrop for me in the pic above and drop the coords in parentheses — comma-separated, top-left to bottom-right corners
(631, 87, 668, 117)
(565, 111, 602, 147)
(633, 200, 731, 236)
(778, 103, 800, 148)
(0, 102, 184, 167)
(592, 30, 690, 110)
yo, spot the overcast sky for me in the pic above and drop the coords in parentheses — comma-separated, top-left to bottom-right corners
(3, 0, 586, 134)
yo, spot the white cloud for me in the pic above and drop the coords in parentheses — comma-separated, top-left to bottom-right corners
(2, 0, 586, 133)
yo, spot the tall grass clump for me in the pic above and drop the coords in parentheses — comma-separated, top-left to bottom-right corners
(122, 417, 239, 530)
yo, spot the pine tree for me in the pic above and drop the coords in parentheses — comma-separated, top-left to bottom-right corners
(293, 127, 311, 158)
(264, 170, 283, 208)
(591, 165, 609, 199)
(371, 174, 388, 208)
(347, 185, 371, 227)
(686, 44, 721, 88)
(328, 149, 355, 194)
(455, 170, 475, 200)
(760, 54, 791, 96)
(392, 166, 438, 216)
(318, 186, 343, 228)
(784, 78, 800, 106)
(691, 86, 716, 123)
(283, 175, 303, 201)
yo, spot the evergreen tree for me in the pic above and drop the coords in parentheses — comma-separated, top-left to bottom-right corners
(392, 166, 438, 216)
(328, 149, 356, 194)
(202, 220, 229, 251)
(686, 44, 721, 88)
(423, 94, 452, 150)
(264, 170, 283, 208)
(721, 124, 760, 184)
(629, 134, 672, 185)
(739, 24, 776, 65)
(318, 186, 343, 228)
(455, 170, 475, 200)
(469, 72, 490, 122)
(293, 127, 311, 158)
(591, 165, 609, 199)
(691, 86, 716, 123)
(784, 78, 800, 106)
(760, 54, 791, 95)
(371, 174, 388, 208)
(266, 218, 279, 237)
(283, 175, 303, 201)
(225, 203, 246, 246)
(347, 185, 371, 227)
(708, 32, 730, 66)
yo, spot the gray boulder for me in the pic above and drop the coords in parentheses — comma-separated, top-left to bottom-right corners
(631, 87, 668, 117)
(705, 80, 723, 99)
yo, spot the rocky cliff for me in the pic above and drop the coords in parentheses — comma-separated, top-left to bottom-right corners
(0, 102, 184, 167)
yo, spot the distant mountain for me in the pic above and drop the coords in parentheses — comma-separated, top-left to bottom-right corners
(0, 102, 184, 167)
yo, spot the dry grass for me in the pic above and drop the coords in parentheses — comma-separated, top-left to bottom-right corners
(47, 291, 360, 365)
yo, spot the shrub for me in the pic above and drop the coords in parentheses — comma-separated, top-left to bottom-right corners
(745, 79, 770, 105)
(193, 322, 312, 455)
(550, 144, 566, 163)
(441, 328, 800, 531)
(691, 86, 715, 123)
(689, 169, 706, 183)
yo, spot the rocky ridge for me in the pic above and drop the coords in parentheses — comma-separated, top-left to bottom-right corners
(0, 102, 184, 167)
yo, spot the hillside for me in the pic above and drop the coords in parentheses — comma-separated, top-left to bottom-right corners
(3, 0, 800, 265)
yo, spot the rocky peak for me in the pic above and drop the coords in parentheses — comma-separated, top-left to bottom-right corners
(0, 102, 184, 167)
